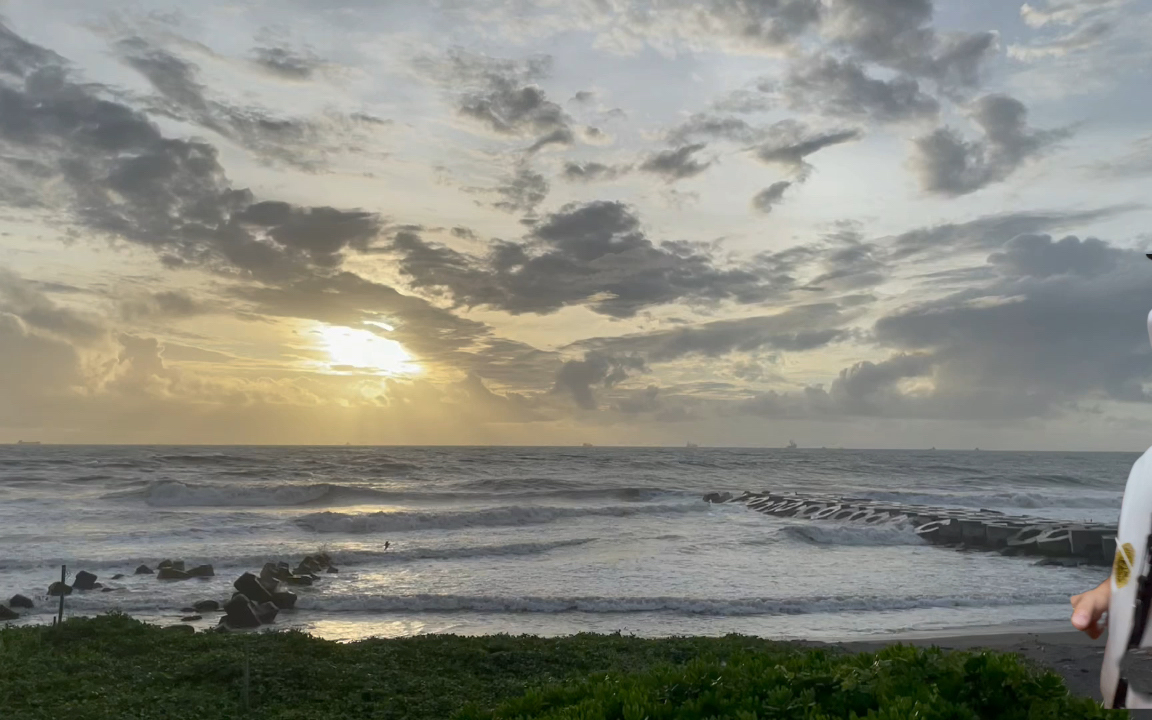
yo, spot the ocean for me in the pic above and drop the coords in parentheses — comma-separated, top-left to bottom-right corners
(0, 445, 1134, 642)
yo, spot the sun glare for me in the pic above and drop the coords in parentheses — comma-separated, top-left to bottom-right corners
(317, 325, 419, 376)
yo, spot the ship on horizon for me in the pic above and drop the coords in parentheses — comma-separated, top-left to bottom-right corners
(686, 442, 699, 449)
(786, 440, 797, 449)
(16, 440, 41, 445)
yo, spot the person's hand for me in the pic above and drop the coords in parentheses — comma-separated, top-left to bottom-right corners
(1071, 580, 1112, 639)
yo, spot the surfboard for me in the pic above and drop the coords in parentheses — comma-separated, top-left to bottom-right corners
(1100, 308, 1152, 709)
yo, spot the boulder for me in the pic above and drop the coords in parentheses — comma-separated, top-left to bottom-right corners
(9, 594, 33, 609)
(0, 605, 18, 621)
(283, 575, 313, 586)
(271, 591, 297, 610)
(180, 615, 202, 622)
(135, 564, 154, 575)
(315, 552, 333, 567)
(111, 574, 125, 580)
(73, 570, 99, 590)
(254, 601, 279, 624)
(157, 567, 191, 581)
(48, 582, 72, 596)
(187, 564, 214, 578)
(234, 572, 274, 605)
(223, 595, 261, 629)
(326, 566, 339, 574)
(158, 559, 172, 569)
(193, 600, 220, 612)
(158, 559, 185, 571)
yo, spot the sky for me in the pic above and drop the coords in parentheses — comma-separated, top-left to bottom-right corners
(0, 0, 1151, 449)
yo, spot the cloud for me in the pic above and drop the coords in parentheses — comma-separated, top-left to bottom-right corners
(910, 94, 1072, 196)
(114, 37, 355, 172)
(552, 352, 647, 409)
(0, 27, 384, 281)
(385, 201, 790, 318)
(562, 161, 631, 182)
(471, 164, 550, 215)
(751, 181, 792, 213)
(1008, 19, 1113, 60)
(710, 88, 774, 114)
(567, 303, 854, 363)
(889, 206, 1132, 259)
(119, 290, 212, 322)
(571, 90, 595, 103)
(639, 143, 712, 182)
(821, 0, 999, 89)
(751, 122, 862, 179)
(1020, 0, 1125, 28)
(250, 45, 324, 80)
(0, 268, 105, 342)
(1091, 134, 1152, 178)
(421, 48, 573, 151)
(778, 54, 940, 122)
(666, 114, 763, 145)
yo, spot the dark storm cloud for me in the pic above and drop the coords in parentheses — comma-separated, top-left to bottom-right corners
(567, 303, 853, 362)
(0, 27, 384, 280)
(639, 143, 712, 181)
(385, 201, 789, 318)
(911, 94, 1071, 196)
(562, 161, 632, 183)
(552, 351, 647, 409)
(780, 54, 940, 122)
(751, 123, 862, 179)
(251, 46, 323, 80)
(751, 181, 792, 213)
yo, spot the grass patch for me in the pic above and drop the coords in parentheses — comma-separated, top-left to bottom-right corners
(0, 614, 1123, 719)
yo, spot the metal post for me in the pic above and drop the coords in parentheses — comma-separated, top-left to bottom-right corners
(57, 565, 66, 625)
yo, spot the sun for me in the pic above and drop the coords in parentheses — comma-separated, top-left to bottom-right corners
(317, 325, 419, 376)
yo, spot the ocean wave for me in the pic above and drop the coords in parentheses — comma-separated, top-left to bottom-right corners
(295, 592, 1076, 616)
(0, 539, 595, 573)
(295, 503, 711, 533)
(776, 523, 924, 547)
(109, 480, 679, 508)
(859, 490, 1119, 510)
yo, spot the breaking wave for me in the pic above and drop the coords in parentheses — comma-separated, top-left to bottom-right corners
(776, 523, 925, 547)
(295, 503, 711, 533)
(295, 592, 1076, 616)
(0, 539, 596, 572)
(109, 480, 680, 508)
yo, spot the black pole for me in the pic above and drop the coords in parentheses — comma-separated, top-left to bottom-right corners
(56, 564, 65, 625)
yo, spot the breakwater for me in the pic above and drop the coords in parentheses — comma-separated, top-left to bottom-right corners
(703, 491, 1117, 567)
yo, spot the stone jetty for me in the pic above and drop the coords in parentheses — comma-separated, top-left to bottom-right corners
(709, 491, 1117, 566)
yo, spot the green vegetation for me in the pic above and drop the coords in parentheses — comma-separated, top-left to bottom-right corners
(0, 614, 1122, 719)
